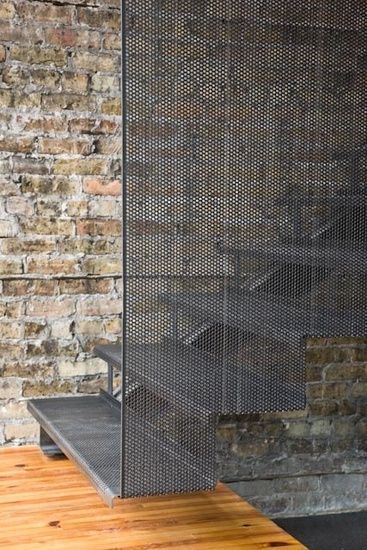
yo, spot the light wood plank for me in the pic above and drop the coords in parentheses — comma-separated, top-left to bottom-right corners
(0, 446, 306, 549)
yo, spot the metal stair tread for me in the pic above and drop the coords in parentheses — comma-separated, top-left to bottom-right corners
(161, 291, 367, 344)
(95, 342, 303, 414)
(27, 395, 211, 502)
(220, 242, 367, 271)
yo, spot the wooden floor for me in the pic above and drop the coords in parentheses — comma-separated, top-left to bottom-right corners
(0, 446, 306, 549)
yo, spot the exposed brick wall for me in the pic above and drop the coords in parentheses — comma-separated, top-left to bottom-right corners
(0, 0, 122, 443)
(221, 336, 367, 516)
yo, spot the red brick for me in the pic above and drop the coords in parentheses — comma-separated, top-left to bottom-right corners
(45, 28, 101, 49)
(83, 178, 121, 196)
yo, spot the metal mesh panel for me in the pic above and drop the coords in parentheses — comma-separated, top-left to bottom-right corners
(122, 0, 367, 497)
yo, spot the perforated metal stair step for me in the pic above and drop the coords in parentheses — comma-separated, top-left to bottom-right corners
(220, 243, 367, 272)
(95, 342, 304, 414)
(27, 395, 213, 503)
(161, 291, 367, 345)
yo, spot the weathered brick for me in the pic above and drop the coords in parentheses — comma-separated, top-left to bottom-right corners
(3, 361, 54, 378)
(77, 7, 120, 31)
(104, 317, 121, 334)
(0, 89, 13, 108)
(0, 400, 29, 421)
(65, 199, 89, 217)
(3, 279, 58, 297)
(94, 136, 121, 155)
(100, 97, 121, 115)
(0, 302, 24, 319)
(24, 321, 48, 338)
(26, 298, 75, 318)
(13, 92, 42, 109)
(83, 177, 121, 196)
(42, 93, 96, 112)
(26, 257, 79, 275)
(21, 175, 79, 195)
(10, 46, 67, 67)
(30, 68, 60, 89)
(308, 399, 338, 417)
(2, 66, 28, 86)
(0, 321, 23, 339)
(77, 219, 121, 236)
(89, 198, 119, 217)
(77, 296, 122, 316)
(0, 2, 15, 19)
(2, 280, 30, 297)
(36, 197, 62, 219)
(54, 158, 108, 176)
(0, 219, 18, 237)
(58, 357, 106, 377)
(0, 136, 33, 154)
(13, 157, 50, 175)
(72, 51, 118, 72)
(77, 376, 107, 394)
(91, 74, 119, 93)
(0, 258, 23, 275)
(22, 116, 68, 133)
(0, 178, 18, 196)
(20, 218, 75, 236)
(38, 138, 92, 156)
(59, 237, 120, 255)
(323, 383, 351, 400)
(351, 382, 367, 398)
(0, 378, 23, 400)
(0, 45, 7, 63)
(0, 21, 28, 43)
(51, 320, 73, 339)
(17, 2, 73, 24)
(81, 256, 121, 275)
(103, 33, 121, 50)
(69, 117, 119, 135)
(59, 277, 114, 295)
(61, 72, 89, 93)
(76, 319, 104, 335)
(27, 339, 78, 358)
(4, 423, 38, 442)
(22, 380, 76, 398)
(6, 197, 34, 217)
(305, 347, 349, 365)
(45, 27, 101, 49)
(325, 363, 367, 381)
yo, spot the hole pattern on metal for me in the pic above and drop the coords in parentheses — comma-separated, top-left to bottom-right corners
(123, 0, 367, 497)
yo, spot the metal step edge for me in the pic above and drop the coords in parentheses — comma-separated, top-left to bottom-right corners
(27, 397, 118, 507)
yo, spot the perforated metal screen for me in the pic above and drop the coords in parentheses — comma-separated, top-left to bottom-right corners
(121, 0, 367, 498)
